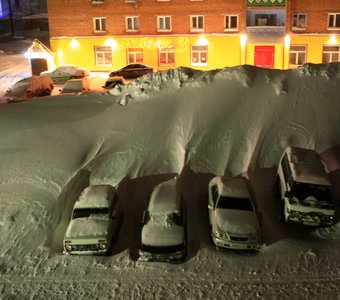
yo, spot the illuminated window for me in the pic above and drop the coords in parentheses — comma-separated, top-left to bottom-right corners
(95, 46, 112, 66)
(159, 46, 175, 66)
(289, 45, 306, 66)
(224, 15, 238, 31)
(191, 45, 208, 66)
(157, 16, 171, 32)
(191, 15, 204, 32)
(328, 13, 340, 29)
(93, 17, 106, 32)
(322, 45, 340, 63)
(126, 16, 139, 31)
(292, 13, 306, 30)
(127, 48, 143, 64)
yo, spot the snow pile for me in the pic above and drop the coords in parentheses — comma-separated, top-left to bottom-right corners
(0, 61, 340, 298)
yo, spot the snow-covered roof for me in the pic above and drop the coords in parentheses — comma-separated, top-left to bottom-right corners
(74, 185, 115, 209)
(210, 177, 250, 199)
(147, 178, 179, 213)
(286, 147, 331, 186)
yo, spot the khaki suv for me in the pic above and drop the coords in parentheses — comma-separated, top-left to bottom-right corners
(277, 146, 337, 226)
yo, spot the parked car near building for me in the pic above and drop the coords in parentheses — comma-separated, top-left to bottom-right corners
(138, 178, 186, 262)
(41, 64, 90, 82)
(103, 76, 126, 89)
(277, 146, 337, 226)
(208, 176, 262, 251)
(60, 78, 90, 94)
(109, 64, 156, 79)
(63, 184, 121, 255)
(4, 75, 53, 102)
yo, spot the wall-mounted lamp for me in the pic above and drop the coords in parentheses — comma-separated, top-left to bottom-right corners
(284, 35, 291, 48)
(327, 34, 338, 45)
(240, 34, 247, 47)
(196, 35, 208, 46)
(104, 38, 118, 48)
(70, 38, 79, 48)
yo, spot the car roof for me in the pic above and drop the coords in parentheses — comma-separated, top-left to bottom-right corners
(285, 146, 331, 186)
(147, 178, 179, 212)
(74, 185, 116, 209)
(209, 176, 250, 198)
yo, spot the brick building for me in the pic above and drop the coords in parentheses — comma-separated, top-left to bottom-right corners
(47, 0, 340, 71)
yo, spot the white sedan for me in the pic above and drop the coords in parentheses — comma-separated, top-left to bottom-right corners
(138, 178, 186, 262)
(41, 65, 90, 82)
(208, 176, 262, 250)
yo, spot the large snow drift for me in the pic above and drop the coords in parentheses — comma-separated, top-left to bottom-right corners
(1, 63, 340, 298)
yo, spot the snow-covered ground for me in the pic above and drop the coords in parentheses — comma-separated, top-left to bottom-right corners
(0, 38, 340, 299)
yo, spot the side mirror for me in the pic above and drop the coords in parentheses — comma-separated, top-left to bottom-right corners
(208, 205, 213, 210)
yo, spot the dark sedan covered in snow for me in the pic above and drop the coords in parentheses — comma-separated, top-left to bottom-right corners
(109, 63, 156, 79)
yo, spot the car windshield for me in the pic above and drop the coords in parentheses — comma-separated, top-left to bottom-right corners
(72, 207, 109, 219)
(217, 196, 254, 211)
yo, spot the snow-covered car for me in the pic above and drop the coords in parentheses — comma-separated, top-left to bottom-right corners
(277, 146, 337, 226)
(60, 78, 90, 94)
(41, 65, 90, 82)
(109, 63, 156, 79)
(138, 178, 186, 262)
(102, 76, 126, 89)
(208, 177, 262, 251)
(4, 75, 53, 101)
(63, 185, 121, 255)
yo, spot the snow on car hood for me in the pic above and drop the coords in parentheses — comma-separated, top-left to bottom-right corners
(141, 223, 184, 247)
(215, 209, 260, 236)
(64, 218, 109, 239)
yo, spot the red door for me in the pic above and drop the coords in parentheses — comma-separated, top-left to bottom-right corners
(254, 46, 275, 69)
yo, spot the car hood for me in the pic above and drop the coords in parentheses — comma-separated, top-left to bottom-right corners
(214, 209, 260, 235)
(141, 224, 184, 247)
(64, 218, 109, 239)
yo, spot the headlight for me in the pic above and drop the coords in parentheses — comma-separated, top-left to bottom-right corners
(214, 230, 226, 238)
(64, 241, 72, 251)
(287, 209, 301, 218)
(99, 240, 107, 250)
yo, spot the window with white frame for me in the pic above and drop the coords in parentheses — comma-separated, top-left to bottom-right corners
(328, 13, 340, 29)
(289, 45, 306, 66)
(127, 48, 143, 64)
(95, 46, 112, 66)
(191, 45, 208, 66)
(159, 46, 175, 66)
(292, 13, 306, 29)
(191, 15, 204, 31)
(224, 15, 238, 31)
(93, 17, 106, 32)
(157, 16, 171, 32)
(126, 16, 139, 32)
(322, 45, 340, 63)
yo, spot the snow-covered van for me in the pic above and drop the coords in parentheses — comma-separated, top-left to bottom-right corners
(138, 178, 186, 262)
(277, 146, 337, 226)
(63, 185, 121, 255)
(208, 177, 262, 250)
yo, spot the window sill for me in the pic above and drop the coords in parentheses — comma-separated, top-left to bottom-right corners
(327, 27, 340, 31)
(191, 62, 208, 66)
(190, 28, 204, 32)
(126, 29, 139, 32)
(223, 28, 238, 32)
(292, 26, 306, 31)
(157, 29, 172, 32)
(94, 30, 107, 34)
